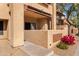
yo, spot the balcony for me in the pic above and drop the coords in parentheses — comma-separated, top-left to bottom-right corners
(25, 3, 52, 14)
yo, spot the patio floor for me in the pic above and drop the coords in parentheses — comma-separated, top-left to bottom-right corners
(0, 37, 79, 56)
(0, 39, 54, 56)
(19, 41, 54, 56)
(0, 39, 29, 56)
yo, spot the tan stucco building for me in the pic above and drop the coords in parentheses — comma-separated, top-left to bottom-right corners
(0, 3, 68, 48)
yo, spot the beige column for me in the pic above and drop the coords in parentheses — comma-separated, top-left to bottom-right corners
(8, 4, 24, 47)
(52, 3, 56, 30)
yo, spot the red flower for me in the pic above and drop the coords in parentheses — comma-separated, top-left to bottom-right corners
(61, 35, 76, 45)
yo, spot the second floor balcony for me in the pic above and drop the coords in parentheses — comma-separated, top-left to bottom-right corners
(24, 3, 52, 15)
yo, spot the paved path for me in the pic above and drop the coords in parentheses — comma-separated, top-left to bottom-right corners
(74, 36, 79, 56)
(0, 39, 54, 56)
(0, 39, 29, 56)
(19, 41, 54, 56)
(0, 37, 79, 56)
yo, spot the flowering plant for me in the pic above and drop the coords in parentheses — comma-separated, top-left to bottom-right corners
(61, 35, 75, 45)
(56, 35, 76, 49)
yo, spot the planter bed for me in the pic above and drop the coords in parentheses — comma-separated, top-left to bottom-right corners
(53, 43, 77, 56)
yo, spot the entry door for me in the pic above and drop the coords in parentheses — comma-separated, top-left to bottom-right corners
(0, 21, 3, 35)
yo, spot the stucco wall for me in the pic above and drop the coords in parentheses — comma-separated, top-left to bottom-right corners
(24, 30, 48, 48)
(0, 4, 9, 39)
(24, 28, 68, 48)
(37, 19, 48, 30)
(70, 26, 78, 35)
(75, 28, 78, 34)
(0, 4, 9, 19)
(48, 25, 68, 48)
(48, 30, 62, 48)
(8, 4, 24, 47)
(24, 25, 68, 48)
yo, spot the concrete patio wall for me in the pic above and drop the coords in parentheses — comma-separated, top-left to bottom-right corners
(48, 30, 62, 48)
(70, 26, 78, 35)
(24, 28, 68, 48)
(24, 30, 48, 48)
(48, 25, 68, 48)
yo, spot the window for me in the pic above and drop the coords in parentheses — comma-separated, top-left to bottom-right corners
(24, 22, 36, 30)
(56, 16, 64, 25)
(0, 21, 3, 35)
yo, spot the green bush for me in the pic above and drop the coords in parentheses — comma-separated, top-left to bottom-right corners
(56, 42, 68, 49)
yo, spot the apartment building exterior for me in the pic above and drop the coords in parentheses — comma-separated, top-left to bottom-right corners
(0, 3, 68, 48)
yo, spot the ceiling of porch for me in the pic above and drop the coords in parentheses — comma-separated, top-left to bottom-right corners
(24, 5, 51, 20)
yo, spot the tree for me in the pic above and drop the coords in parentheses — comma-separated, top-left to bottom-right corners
(57, 3, 79, 35)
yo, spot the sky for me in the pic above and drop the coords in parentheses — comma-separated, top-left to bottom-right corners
(62, 3, 77, 18)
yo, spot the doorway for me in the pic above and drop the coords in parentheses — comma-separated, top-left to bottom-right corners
(0, 21, 3, 35)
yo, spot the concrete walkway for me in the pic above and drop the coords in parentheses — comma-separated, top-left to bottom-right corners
(0, 38, 79, 56)
(74, 37, 79, 56)
(0, 39, 29, 56)
(74, 41, 79, 56)
(0, 39, 54, 56)
(19, 41, 54, 56)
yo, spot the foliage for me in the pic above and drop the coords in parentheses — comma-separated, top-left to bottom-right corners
(57, 3, 79, 27)
(56, 42, 68, 49)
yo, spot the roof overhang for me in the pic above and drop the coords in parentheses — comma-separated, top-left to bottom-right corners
(24, 5, 51, 19)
